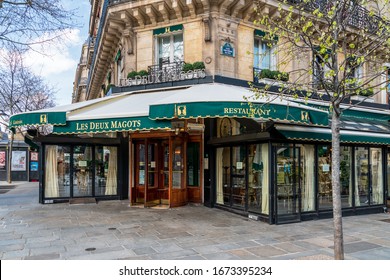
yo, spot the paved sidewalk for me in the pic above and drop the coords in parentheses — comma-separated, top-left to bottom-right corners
(1, 182, 390, 260)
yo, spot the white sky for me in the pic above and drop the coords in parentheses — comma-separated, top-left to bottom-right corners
(24, 0, 91, 106)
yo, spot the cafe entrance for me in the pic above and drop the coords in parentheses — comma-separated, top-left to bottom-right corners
(130, 132, 201, 207)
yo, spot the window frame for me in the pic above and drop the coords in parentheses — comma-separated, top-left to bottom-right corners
(253, 37, 277, 71)
(154, 32, 184, 64)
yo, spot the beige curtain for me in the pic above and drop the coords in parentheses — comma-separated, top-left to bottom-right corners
(261, 143, 269, 214)
(45, 145, 59, 197)
(216, 148, 224, 204)
(302, 145, 315, 211)
(371, 148, 383, 204)
(105, 147, 117, 195)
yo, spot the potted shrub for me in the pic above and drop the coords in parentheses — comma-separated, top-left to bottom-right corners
(127, 71, 138, 79)
(182, 63, 194, 72)
(193, 61, 205, 70)
(138, 70, 149, 77)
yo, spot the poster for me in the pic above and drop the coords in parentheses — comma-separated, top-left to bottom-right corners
(11, 151, 26, 171)
(30, 152, 38, 161)
(0, 151, 5, 169)
(30, 162, 38, 171)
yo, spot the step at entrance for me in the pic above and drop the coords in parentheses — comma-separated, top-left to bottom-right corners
(69, 197, 96, 205)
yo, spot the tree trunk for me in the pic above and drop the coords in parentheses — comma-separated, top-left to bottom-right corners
(331, 111, 344, 260)
(7, 132, 14, 184)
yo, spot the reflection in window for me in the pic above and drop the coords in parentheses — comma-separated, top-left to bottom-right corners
(187, 143, 200, 187)
(318, 145, 332, 209)
(371, 148, 383, 205)
(248, 144, 269, 214)
(355, 147, 369, 206)
(73, 146, 93, 197)
(254, 39, 276, 70)
(172, 142, 183, 189)
(157, 33, 183, 63)
(95, 146, 117, 196)
(341, 147, 352, 208)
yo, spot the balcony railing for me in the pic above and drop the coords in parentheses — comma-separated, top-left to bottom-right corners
(285, 0, 383, 33)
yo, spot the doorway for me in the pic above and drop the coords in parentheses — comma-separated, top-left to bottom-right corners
(273, 144, 301, 224)
(132, 136, 187, 207)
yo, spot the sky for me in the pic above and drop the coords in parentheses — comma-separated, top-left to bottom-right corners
(24, 0, 91, 106)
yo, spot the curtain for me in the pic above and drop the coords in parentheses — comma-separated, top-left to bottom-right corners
(261, 143, 269, 214)
(302, 145, 315, 211)
(45, 145, 59, 198)
(216, 148, 224, 204)
(371, 149, 383, 204)
(105, 147, 117, 195)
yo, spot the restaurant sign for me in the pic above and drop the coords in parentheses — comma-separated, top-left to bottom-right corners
(53, 116, 171, 134)
(122, 69, 206, 87)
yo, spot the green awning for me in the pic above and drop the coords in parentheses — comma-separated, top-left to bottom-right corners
(10, 112, 66, 128)
(277, 125, 390, 145)
(153, 24, 183, 35)
(150, 101, 328, 126)
(53, 116, 170, 134)
(148, 84, 329, 126)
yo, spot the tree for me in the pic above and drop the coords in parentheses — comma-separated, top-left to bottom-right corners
(0, 0, 76, 51)
(0, 47, 56, 183)
(252, 0, 390, 259)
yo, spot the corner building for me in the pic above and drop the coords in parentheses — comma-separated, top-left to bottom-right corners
(10, 0, 390, 224)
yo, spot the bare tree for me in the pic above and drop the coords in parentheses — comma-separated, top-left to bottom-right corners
(0, 47, 56, 183)
(252, 0, 390, 259)
(0, 0, 77, 51)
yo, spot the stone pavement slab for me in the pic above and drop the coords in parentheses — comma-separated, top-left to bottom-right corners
(1, 182, 390, 260)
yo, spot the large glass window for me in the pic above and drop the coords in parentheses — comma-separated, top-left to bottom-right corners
(355, 147, 369, 206)
(248, 143, 269, 214)
(172, 141, 183, 189)
(95, 146, 117, 196)
(45, 145, 70, 198)
(341, 147, 353, 208)
(157, 33, 183, 63)
(371, 148, 384, 205)
(44, 144, 118, 200)
(187, 142, 200, 187)
(318, 145, 332, 209)
(216, 147, 230, 206)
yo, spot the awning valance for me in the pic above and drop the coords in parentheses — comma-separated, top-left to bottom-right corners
(276, 124, 390, 145)
(149, 84, 329, 126)
(9, 97, 112, 128)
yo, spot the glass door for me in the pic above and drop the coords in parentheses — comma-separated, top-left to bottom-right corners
(158, 141, 170, 205)
(274, 144, 301, 224)
(134, 142, 146, 204)
(73, 145, 93, 197)
(145, 142, 159, 207)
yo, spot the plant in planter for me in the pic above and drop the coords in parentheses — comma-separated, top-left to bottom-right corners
(182, 63, 194, 72)
(358, 88, 374, 97)
(192, 61, 205, 70)
(127, 71, 138, 79)
(137, 70, 149, 77)
(258, 69, 289, 82)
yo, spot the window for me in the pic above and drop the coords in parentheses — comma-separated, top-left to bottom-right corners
(313, 53, 331, 89)
(346, 56, 363, 88)
(254, 38, 276, 70)
(156, 33, 183, 64)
